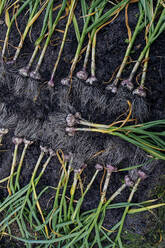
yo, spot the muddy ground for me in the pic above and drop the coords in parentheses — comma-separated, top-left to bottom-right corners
(0, 2, 165, 247)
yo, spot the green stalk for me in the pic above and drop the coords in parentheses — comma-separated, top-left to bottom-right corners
(20, 45, 39, 76)
(77, 1, 108, 81)
(80, 0, 87, 23)
(72, 12, 80, 43)
(53, 166, 65, 209)
(14, 142, 29, 191)
(20, 148, 46, 216)
(140, 47, 150, 88)
(7, 138, 23, 195)
(0, 0, 6, 17)
(35, 152, 54, 186)
(86, 0, 129, 34)
(50, 159, 73, 244)
(14, 139, 34, 191)
(2, 0, 34, 58)
(1, 154, 53, 240)
(103, 184, 126, 212)
(56, 164, 72, 247)
(30, 0, 67, 80)
(76, 37, 91, 81)
(83, 166, 115, 244)
(32, 183, 49, 238)
(67, 169, 79, 220)
(5, 137, 28, 244)
(83, 38, 92, 71)
(86, 1, 109, 83)
(19, 0, 54, 76)
(86, 31, 97, 84)
(58, 164, 72, 224)
(97, 175, 134, 235)
(91, 34, 96, 78)
(18, 148, 46, 243)
(79, 118, 113, 128)
(72, 166, 102, 221)
(76, 26, 100, 80)
(69, 0, 129, 80)
(108, 3, 145, 91)
(62, 225, 90, 248)
(69, 117, 165, 160)
(48, 0, 77, 85)
(12, 0, 48, 62)
(133, 47, 150, 97)
(0, 173, 16, 184)
(112, 177, 141, 248)
(90, 181, 129, 248)
(68, 0, 103, 79)
(128, 7, 165, 82)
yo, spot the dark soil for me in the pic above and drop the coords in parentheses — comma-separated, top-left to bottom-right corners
(0, 2, 165, 247)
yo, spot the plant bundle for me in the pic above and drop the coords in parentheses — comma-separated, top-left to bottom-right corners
(120, 0, 165, 95)
(76, 0, 111, 84)
(19, 0, 55, 77)
(65, 112, 165, 161)
(61, 0, 131, 85)
(112, 170, 147, 248)
(12, 0, 49, 63)
(106, 1, 147, 93)
(20, 0, 68, 80)
(6, 118, 41, 195)
(0, 146, 57, 243)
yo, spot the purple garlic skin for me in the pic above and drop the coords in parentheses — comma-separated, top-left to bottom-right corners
(48, 79, 55, 88)
(76, 69, 88, 81)
(124, 175, 134, 187)
(40, 146, 48, 153)
(133, 86, 146, 98)
(86, 76, 97, 85)
(61, 77, 70, 86)
(66, 114, 76, 127)
(30, 71, 41, 81)
(138, 170, 147, 180)
(19, 67, 29, 77)
(65, 127, 76, 136)
(23, 138, 34, 146)
(106, 84, 118, 93)
(49, 148, 56, 157)
(12, 137, 23, 145)
(106, 164, 117, 173)
(95, 164, 103, 171)
(121, 79, 134, 91)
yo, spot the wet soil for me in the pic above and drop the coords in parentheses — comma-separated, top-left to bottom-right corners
(0, 2, 165, 247)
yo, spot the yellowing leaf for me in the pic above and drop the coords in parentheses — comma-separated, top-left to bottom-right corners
(5, 9, 10, 27)
(128, 203, 165, 214)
